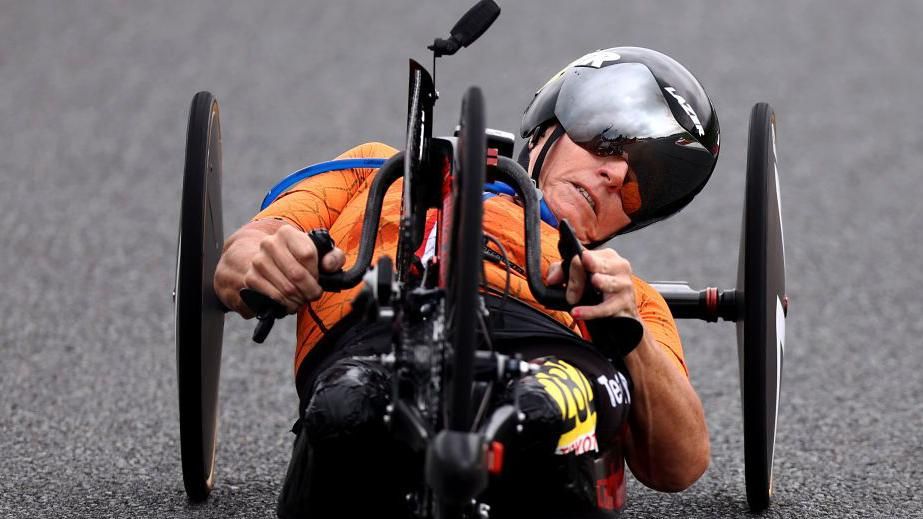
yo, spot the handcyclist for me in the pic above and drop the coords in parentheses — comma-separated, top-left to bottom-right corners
(214, 47, 718, 518)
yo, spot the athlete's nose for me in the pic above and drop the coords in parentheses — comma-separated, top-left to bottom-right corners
(598, 158, 630, 191)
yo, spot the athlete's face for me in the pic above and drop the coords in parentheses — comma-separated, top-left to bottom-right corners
(530, 127, 633, 243)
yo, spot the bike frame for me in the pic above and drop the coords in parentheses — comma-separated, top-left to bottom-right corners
(242, 13, 634, 512)
(299, 57, 629, 518)
(237, 51, 637, 516)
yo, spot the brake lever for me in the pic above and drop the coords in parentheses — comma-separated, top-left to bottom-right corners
(556, 219, 644, 359)
(241, 229, 341, 343)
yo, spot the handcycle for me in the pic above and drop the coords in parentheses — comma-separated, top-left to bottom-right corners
(174, 0, 788, 515)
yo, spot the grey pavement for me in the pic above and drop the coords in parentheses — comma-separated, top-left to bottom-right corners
(1, 1, 921, 517)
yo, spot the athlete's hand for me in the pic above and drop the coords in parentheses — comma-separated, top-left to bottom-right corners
(545, 248, 638, 321)
(214, 221, 346, 318)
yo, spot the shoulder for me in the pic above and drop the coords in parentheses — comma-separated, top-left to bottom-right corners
(334, 142, 400, 160)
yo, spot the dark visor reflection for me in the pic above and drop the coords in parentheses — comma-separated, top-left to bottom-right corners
(556, 63, 688, 147)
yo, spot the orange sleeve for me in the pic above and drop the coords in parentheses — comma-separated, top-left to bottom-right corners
(252, 142, 398, 230)
(632, 276, 688, 377)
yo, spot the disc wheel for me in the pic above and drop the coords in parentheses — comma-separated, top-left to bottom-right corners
(445, 87, 486, 432)
(738, 102, 786, 511)
(175, 91, 225, 502)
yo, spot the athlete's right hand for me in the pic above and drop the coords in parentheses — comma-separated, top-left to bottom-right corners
(214, 221, 346, 319)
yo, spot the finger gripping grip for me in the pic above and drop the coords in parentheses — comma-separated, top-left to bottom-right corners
(309, 229, 343, 292)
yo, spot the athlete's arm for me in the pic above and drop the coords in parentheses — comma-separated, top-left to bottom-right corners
(546, 249, 709, 492)
(215, 142, 397, 318)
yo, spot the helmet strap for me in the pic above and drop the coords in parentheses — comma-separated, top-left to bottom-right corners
(530, 125, 565, 184)
(516, 144, 530, 171)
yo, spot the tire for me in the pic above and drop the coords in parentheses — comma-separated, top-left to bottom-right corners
(445, 87, 486, 432)
(738, 102, 786, 512)
(175, 91, 225, 502)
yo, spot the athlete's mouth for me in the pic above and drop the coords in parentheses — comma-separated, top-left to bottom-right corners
(573, 183, 596, 213)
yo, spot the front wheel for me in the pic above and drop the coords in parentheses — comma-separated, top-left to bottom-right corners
(445, 86, 486, 433)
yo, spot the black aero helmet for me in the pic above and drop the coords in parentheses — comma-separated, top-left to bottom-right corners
(521, 47, 720, 236)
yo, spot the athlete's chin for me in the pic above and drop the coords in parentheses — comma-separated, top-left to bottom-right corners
(545, 196, 597, 241)
(557, 210, 595, 242)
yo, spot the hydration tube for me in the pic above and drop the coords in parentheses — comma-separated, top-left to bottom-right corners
(260, 158, 388, 210)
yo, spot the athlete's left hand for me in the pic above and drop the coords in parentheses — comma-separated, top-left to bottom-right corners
(546, 249, 639, 321)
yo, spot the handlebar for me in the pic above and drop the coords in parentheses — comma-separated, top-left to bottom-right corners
(487, 156, 568, 308)
(317, 153, 405, 291)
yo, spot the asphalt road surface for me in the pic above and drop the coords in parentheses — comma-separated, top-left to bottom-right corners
(2, 1, 921, 517)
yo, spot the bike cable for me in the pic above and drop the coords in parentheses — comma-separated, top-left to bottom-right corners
(482, 233, 512, 326)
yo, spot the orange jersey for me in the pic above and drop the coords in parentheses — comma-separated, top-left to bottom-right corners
(253, 142, 688, 378)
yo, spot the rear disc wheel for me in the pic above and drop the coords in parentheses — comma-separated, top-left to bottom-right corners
(175, 91, 225, 502)
(738, 102, 786, 512)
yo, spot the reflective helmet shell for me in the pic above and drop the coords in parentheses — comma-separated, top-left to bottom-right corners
(521, 47, 720, 236)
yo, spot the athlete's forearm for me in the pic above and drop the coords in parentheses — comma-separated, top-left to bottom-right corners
(622, 330, 709, 492)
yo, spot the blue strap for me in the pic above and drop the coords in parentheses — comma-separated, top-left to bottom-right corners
(484, 182, 559, 227)
(260, 158, 388, 210)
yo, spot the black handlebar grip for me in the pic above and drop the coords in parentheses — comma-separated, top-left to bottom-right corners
(252, 317, 274, 344)
(309, 229, 344, 292)
(557, 220, 583, 296)
(308, 228, 334, 259)
(240, 288, 287, 343)
(557, 219, 644, 358)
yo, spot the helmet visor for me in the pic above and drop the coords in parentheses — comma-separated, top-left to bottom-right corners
(557, 63, 687, 148)
(554, 62, 716, 233)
